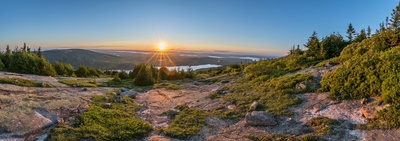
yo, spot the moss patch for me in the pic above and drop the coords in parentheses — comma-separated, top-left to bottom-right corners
(164, 105, 207, 139)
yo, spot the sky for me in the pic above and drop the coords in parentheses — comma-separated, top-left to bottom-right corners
(0, 0, 397, 55)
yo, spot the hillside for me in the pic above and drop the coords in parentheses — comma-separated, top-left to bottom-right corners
(43, 49, 127, 70)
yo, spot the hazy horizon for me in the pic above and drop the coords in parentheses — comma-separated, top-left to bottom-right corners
(0, 0, 397, 56)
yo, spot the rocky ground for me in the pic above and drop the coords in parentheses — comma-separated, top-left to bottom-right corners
(0, 65, 399, 141)
(0, 72, 115, 141)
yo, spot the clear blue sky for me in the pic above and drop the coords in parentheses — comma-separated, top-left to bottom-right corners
(0, 0, 397, 55)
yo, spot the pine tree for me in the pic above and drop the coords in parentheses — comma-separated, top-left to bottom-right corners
(3, 45, 11, 69)
(134, 65, 155, 86)
(354, 29, 367, 43)
(304, 31, 320, 57)
(346, 23, 356, 42)
(390, 2, 400, 31)
(23, 43, 27, 52)
(37, 47, 42, 58)
(367, 26, 372, 38)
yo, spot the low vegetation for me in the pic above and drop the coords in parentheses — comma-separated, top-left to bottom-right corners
(0, 77, 52, 87)
(164, 105, 207, 139)
(154, 82, 184, 90)
(210, 73, 312, 118)
(47, 91, 151, 140)
(58, 79, 99, 87)
(307, 116, 340, 135)
(246, 133, 327, 141)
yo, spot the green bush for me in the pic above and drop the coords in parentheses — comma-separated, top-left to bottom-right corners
(118, 71, 129, 79)
(134, 64, 155, 86)
(74, 65, 103, 78)
(54, 61, 75, 76)
(8, 49, 57, 76)
(321, 47, 400, 100)
(164, 106, 207, 139)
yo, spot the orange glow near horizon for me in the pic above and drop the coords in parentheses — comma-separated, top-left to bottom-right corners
(157, 42, 166, 51)
(146, 42, 175, 67)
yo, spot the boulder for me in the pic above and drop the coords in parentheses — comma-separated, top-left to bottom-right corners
(82, 88, 88, 91)
(360, 106, 377, 119)
(360, 97, 373, 105)
(245, 111, 277, 126)
(119, 90, 138, 98)
(360, 104, 390, 119)
(227, 105, 236, 110)
(167, 109, 180, 117)
(312, 103, 325, 113)
(296, 81, 310, 90)
(102, 103, 112, 108)
(215, 89, 226, 95)
(221, 80, 230, 84)
(120, 87, 129, 92)
(115, 96, 122, 103)
(249, 101, 258, 111)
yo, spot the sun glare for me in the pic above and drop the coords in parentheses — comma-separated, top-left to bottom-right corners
(157, 42, 166, 51)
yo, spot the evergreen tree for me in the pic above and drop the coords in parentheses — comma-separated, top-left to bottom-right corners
(304, 31, 320, 57)
(8, 48, 56, 76)
(53, 62, 75, 76)
(75, 65, 90, 77)
(3, 45, 11, 69)
(390, 2, 400, 31)
(186, 67, 195, 79)
(118, 71, 129, 79)
(129, 64, 144, 79)
(158, 66, 169, 80)
(320, 33, 347, 59)
(354, 29, 367, 43)
(367, 26, 372, 38)
(150, 65, 158, 80)
(346, 23, 356, 42)
(134, 65, 154, 86)
(37, 47, 42, 58)
(23, 43, 27, 52)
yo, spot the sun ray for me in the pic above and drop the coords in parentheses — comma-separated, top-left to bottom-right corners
(146, 51, 159, 64)
(145, 41, 177, 69)
(165, 52, 176, 67)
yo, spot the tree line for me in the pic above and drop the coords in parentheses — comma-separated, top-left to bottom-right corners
(0, 43, 104, 77)
(104, 64, 195, 86)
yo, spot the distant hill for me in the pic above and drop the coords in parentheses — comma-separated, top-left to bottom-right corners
(43, 49, 133, 70)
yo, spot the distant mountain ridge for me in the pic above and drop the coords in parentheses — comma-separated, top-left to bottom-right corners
(43, 49, 132, 70)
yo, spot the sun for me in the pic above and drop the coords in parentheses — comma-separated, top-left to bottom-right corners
(157, 42, 166, 51)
